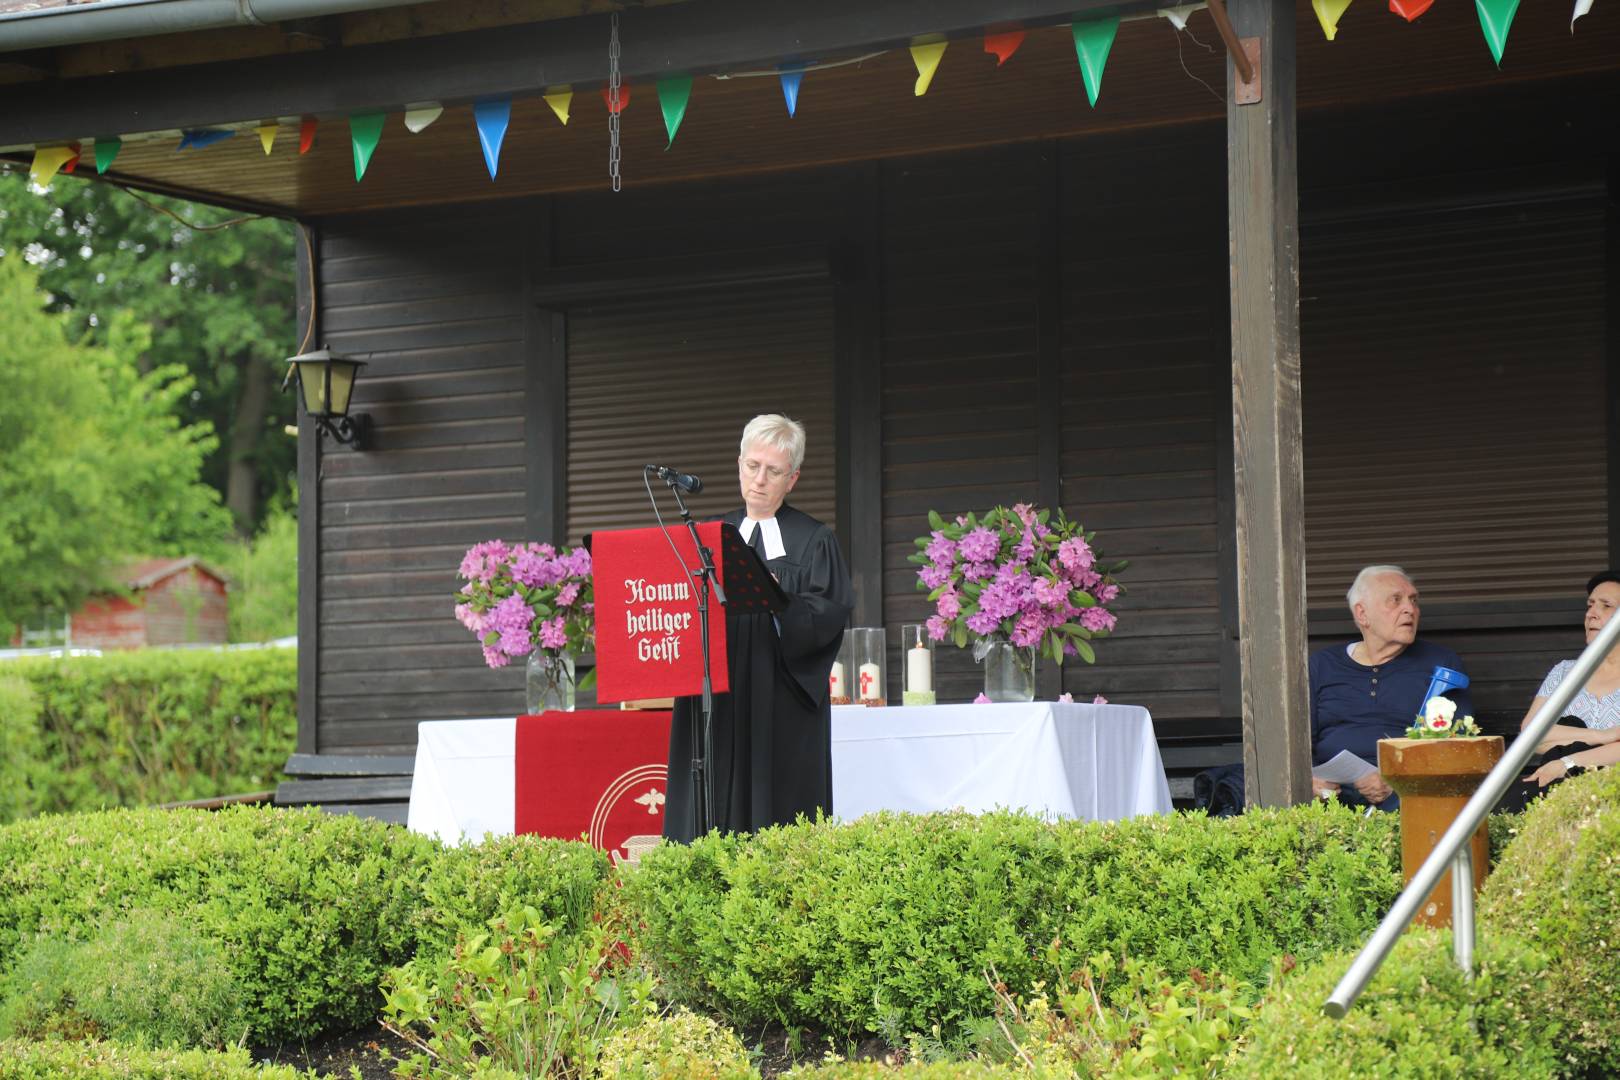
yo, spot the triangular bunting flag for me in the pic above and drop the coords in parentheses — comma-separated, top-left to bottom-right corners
(1571, 0, 1593, 29)
(256, 123, 277, 154)
(299, 116, 317, 155)
(350, 112, 385, 182)
(403, 104, 443, 133)
(1158, 5, 1203, 31)
(1071, 18, 1120, 107)
(177, 129, 233, 150)
(1476, 0, 1519, 64)
(602, 85, 632, 114)
(1312, 0, 1354, 39)
(543, 88, 573, 125)
(473, 98, 510, 180)
(778, 65, 805, 117)
(61, 143, 81, 174)
(657, 75, 692, 148)
(983, 27, 1026, 65)
(910, 39, 947, 96)
(29, 145, 77, 185)
(94, 137, 121, 174)
(1389, 0, 1434, 21)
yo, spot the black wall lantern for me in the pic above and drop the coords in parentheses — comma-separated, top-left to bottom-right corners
(285, 348, 371, 450)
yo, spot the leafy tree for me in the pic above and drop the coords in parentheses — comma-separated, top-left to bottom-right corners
(0, 254, 234, 633)
(219, 497, 299, 643)
(0, 165, 296, 535)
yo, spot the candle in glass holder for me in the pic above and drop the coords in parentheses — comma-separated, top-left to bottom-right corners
(829, 660, 847, 701)
(858, 661, 881, 703)
(901, 623, 936, 706)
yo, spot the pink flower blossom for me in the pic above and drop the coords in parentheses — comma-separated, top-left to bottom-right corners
(459, 540, 511, 583)
(925, 531, 957, 567)
(936, 590, 961, 620)
(1010, 611, 1045, 648)
(1057, 692, 1074, 703)
(1079, 607, 1117, 633)
(1092, 694, 1108, 705)
(926, 615, 950, 641)
(918, 564, 951, 590)
(1032, 576, 1066, 607)
(966, 611, 1000, 636)
(958, 527, 1001, 564)
(1094, 582, 1120, 604)
(1058, 537, 1095, 575)
(1012, 502, 1037, 526)
(963, 560, 996, 582)
(557, 581, 582, 607)
(483, 646, 510, 668)
(973, 692, 992, 704)
(539, 616, 568, 650)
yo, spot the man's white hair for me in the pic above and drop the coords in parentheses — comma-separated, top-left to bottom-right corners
(1347, 564, 1413, 613)
(739, 414, 806, 473)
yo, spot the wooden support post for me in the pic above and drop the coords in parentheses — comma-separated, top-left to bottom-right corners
(1226, 0, 1310, 807)
(294, 222, 320, 756)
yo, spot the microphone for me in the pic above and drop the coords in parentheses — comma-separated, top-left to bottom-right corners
(645, 464, 703, 494)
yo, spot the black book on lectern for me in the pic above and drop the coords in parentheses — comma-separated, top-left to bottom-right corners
(717, 523, 789, 614)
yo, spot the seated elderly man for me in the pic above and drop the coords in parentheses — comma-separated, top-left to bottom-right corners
(1309, 564, 1473, 811)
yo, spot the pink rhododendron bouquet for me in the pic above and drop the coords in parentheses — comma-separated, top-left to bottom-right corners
(454, 539, 596, 682)
(910, 503, 1126, 664)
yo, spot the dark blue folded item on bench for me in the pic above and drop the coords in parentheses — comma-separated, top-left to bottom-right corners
(1193, 762, 1245, 817)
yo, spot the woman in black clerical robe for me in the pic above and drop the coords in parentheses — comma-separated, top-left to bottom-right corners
(663, 416, 854, 843)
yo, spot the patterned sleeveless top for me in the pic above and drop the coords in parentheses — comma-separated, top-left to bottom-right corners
(1536, 659, 1620, 730)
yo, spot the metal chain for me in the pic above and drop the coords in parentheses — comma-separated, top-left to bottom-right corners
(608, 12, 621, 192)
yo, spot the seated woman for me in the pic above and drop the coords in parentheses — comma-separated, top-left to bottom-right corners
(1514, 571, 1620, 800)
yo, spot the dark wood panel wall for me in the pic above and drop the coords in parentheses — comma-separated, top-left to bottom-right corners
(304, 93, 1612, 755)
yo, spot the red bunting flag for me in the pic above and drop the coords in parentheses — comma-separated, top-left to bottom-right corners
(983, 27, 1026, 65)
(602, 84, 632, 114)
(61, 142, 82, 174)
(299, 116, 317, 155)
(1389, 0, 1434, 19)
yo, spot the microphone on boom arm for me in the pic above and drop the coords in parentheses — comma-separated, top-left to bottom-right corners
(645, 464, 704, 494)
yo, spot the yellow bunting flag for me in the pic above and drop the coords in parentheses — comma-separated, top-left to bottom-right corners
(257, 122, 277, 155)
(403, 104, 443, 133)
(544, 87, 574, 125)
(1313, 0, 1353, 39)
(29, 145, 77, 186)
(910, 39, 947, 96)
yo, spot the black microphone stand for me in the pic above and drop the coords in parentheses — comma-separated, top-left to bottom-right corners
(664, 477, 726, 838)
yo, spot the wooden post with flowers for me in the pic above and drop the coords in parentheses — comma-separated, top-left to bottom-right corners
(1379, 695, 1503, 928)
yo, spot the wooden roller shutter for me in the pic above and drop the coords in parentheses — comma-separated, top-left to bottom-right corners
(1301, 192, 1607, 607)
(565, 280, 837, 545)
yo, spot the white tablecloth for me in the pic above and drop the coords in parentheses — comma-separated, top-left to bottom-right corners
(831, 701, 1171, 821)
(407, 702, 1171, 844)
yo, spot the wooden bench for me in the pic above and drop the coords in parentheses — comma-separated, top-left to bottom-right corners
(273, 753, 417, 825)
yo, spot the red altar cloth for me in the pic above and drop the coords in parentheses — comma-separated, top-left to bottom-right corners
(513, 710, 672, 865)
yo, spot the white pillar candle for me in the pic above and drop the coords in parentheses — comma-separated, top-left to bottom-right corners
(829, 661, 846, 698)
(906, 645, 933, 693)
(858, 661, 881, 701)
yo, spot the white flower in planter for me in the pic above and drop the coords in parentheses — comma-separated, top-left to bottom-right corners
(1423, 696, 1457, 731)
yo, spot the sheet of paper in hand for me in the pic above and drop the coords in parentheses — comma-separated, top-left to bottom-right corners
(1311, 750, 1378, 785)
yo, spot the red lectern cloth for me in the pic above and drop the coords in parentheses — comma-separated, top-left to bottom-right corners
(513, 710, 672, 864)
(591, 523, 729, 703)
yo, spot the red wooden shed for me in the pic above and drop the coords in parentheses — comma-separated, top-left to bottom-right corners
(69, 557, 231, 650)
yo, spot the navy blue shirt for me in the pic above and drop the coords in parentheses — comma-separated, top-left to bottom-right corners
(1309, 638, 1473, 766)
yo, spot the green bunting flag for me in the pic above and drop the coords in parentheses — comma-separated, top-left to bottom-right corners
(1071, 17, 1120, 107)
(94, 137, 121, 174)
(1475, 0, 1520, 65)
(657, 75, 692, 148)
(349, 112, 385, 182)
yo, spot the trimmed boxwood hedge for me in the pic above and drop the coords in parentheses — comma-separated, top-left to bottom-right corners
(1, 648, 297, 818)
(1479, 766, 1620, 1074)
(623, 803, 1402, 1035)
(1227, 930, 1561, 1078)
(0, 1039, 314, 1080)
(0, 805, 610, 1043)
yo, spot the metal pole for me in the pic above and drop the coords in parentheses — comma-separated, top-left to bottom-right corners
(1324, 608, 1620, 1017)
(1451, 844, 1474, 977)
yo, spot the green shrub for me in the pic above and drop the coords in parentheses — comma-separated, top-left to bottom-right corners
(0, 908, 246, 1048)
(595, 1009, 759, 1079)
(0, 675, 44, 823)
(0, 1039, 313, 1079)
(384, 904, 657, 1080)
(0, 805, 433, 1041)
(1480, 766, 1620, 1073)
(782, 1063, 1027, 1078)
(6, 647, 296, 814)
(623, 804, 1399, 1035)
(0, 806, 614, 1044)
(409, 832, 610, 967)
(1227, 930, 1561, 1078)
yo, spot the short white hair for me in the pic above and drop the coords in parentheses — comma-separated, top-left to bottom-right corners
(739, 414, 806, 473)
(1347, 564, 1412, 612)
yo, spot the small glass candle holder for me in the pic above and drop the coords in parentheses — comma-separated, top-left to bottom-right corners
(828, 633, 854, 706)
(849, 627, 887, 706)
(900, 623, 936, 706)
